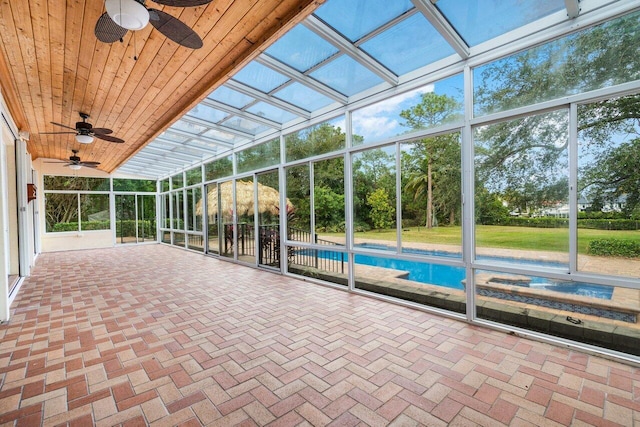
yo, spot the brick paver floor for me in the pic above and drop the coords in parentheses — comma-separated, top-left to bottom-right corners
(0, 245, 638, 426)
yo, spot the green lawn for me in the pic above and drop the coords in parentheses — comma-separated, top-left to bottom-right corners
(348, 225, 640, 255)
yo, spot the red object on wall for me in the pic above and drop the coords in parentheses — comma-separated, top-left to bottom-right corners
(27, 183, 37, 202)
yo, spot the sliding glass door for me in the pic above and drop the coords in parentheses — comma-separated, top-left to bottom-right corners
(205, 180, 236, 259)
(257, 170, 281, 269)
(115, 194, 156, 244)
(205, 171, 282, 269)
(205, 182, 220, 255)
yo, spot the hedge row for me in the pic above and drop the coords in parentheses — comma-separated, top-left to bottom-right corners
(117, 220, 155, 235)
(579, 219, 640, 230)
(497, 217, 640, 230)
(52, 220, 155, 234)
(578, 212, 633, 220)
(588, 239, 640, 258)
(52, 221, 110, 232)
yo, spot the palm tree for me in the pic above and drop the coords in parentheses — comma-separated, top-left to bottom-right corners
(400, 92, 461, 228)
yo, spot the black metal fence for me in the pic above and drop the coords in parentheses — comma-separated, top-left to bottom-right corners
(222, 223, 347, 273)
(287, 246, 346, 274)
(223, 222, 255, 257)
(258, 224, 280, 267)
(286, 227, 346, 274)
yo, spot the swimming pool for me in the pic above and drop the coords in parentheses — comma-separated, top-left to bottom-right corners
(309, 244, 614, 300)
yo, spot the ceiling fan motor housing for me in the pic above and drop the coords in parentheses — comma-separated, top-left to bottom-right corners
(76, 121, 93, 133)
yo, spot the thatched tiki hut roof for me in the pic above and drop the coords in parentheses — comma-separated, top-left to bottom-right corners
(196, 180, 293, 217)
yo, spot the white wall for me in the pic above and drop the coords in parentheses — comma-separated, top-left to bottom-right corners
(0, 116, 10, 320)
(40, 230, 114, 252)
(5, 129, 18, 275)
(35, 158, 117, 252)
(0, 92, 21, 321)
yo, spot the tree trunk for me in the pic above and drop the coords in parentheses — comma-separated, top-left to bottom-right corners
(449, 208, 455, 225)
(426, 159, 433, 229)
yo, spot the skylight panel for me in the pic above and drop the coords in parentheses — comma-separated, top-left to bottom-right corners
(273, 82, 334, 112)
(202, 129, 241, 144)
(208, 85, 255, 109)
(171, 119, 208, 135)
(186, 104, 228, 123)
(314, 0, 414, 42)
(160, 131, 190, 143)
(360, 12, 456, 76)
(435, 0, 565, 46)
(176, 145, 213, 157)
(231, 61, 289, 93)
(265, 25, 339, 72)
(202, 129, 246, 145)
(152, 141, 183, 151)
(221, 117, 272, 135)
(246, 102, 298, 124)
(309, 55, 384, 97)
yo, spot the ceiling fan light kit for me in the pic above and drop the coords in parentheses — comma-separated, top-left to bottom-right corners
(105, 0, 150, 30)
(96, 0, 212, 49)
(75, 134, 94, 144)
(44, 149, 101, 170)
(40, 112, 125, 144)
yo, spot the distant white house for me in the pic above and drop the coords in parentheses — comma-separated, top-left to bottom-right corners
(577, 197, 591, 212)
(543, 195, 627, 217)
(506, 195, 628, 218)
(540, 203, 569, 218)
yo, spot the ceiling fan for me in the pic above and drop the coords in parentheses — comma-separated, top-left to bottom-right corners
(41, 112, 124, 144)
(95, 0, 212, 49)
(45, 150, 101, 171)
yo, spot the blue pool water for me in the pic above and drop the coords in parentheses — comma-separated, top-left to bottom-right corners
(309, 244, 614, 300)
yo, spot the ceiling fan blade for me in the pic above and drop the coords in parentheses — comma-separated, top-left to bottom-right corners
(43, 160, 68, 163)
(39, 131, 76, 135)
(79, 161, 101, 166)
(91, 128, 113, 135)
(149, 9, 203, 49)
(152, 0, 213, 6)
(50, 121, 77, 131)
(95, 12, 128, 43)
(94, 133, 125, 143)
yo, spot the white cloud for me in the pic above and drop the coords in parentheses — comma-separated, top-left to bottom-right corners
(331, 117, 346, 132)
(354, 116, 399, 138)
(360, 84, 434, 115)
(352, 84, 434, 139)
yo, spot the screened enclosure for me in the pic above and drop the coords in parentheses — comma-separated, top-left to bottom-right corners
(123, 0, 640, 360)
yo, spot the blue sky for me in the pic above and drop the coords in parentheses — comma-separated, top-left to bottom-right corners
(352, 74, 464, 143)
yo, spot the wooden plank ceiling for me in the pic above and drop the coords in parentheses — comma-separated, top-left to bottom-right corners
(0, 0, 322, 173)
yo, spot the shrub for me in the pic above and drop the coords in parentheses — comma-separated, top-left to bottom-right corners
(353, 221, 371, 233)
(51, 220, 155, 234)
(588, 239, 640, 258)
(501, 217, 568, 228)
(116, 220, 155, 236)
(578, 219, 640, 230)
(52, 220, 110, 232)
(495, 217, 640, 230)
(52, 222, 79, 232)
(367, 188, 395, 230)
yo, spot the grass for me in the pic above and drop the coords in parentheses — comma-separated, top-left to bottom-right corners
(348, 225, 640, 255)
